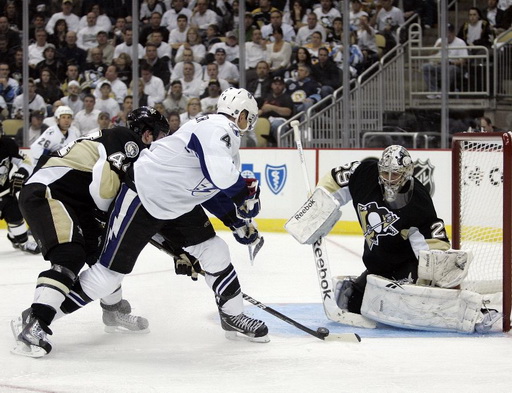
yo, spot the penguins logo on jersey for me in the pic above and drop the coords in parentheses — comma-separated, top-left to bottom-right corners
(124, 141, 139, 158)
(358, 202, 399, 249)
(414, 159, 435, 197)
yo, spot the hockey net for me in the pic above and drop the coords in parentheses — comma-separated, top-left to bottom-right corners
(452, 132, 512, 331)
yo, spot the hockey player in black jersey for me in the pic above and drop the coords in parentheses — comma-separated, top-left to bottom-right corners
(0, 122, 40, 254)
(11, 107, 170, 357)
(287, 145, 501, 333)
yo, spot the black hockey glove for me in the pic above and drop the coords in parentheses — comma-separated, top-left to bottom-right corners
(236, 178, 261, 219)
(174, 250, 202, 281)
(230, 219, 259, 245)
(10, 168, 29, 196)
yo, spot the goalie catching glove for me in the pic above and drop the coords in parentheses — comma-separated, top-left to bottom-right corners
(230, 219, 260, 246)
(10, 168, 29, 196)
(236, 178, 261, 219)
(174, 249, 202, 281)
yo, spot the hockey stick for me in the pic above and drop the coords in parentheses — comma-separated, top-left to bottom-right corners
(290, 120, 377, 329)
(148, 237, 360, 342)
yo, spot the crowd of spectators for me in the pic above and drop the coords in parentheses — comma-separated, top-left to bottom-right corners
(0, 0, 511, 147)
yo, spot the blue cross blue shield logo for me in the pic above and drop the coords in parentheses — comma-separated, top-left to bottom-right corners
(265, 164, 287, 195)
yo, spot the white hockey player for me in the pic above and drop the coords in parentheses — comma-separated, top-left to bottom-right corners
(286, 146, 503, 333)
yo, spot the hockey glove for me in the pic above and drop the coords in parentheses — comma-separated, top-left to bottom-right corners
(174, 250, 202, 281)
(236, 178, 261, 219)
(10, 168, 29, 196)
(230, 219, 260, 246)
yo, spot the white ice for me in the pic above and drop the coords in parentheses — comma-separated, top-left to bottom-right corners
(0, 228, 511, 393)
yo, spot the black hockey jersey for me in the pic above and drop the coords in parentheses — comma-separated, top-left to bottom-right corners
(25, 127, 147, 212)
(326, 159, 450, 277)
(0, 136, 32, 197)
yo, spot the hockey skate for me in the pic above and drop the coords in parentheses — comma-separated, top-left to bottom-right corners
(10, 309, 52, 358)
(219, 311, 269, 343)
(475, 309, 503, 333)
(8, 235, 41, 254)
(101, 299, 150, 334)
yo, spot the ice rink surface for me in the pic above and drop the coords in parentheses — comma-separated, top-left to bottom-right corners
(1, 228, 511, 393)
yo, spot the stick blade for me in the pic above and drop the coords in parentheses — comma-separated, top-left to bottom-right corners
(324, 333, 361, 343)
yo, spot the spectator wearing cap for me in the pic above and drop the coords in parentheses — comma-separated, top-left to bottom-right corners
(140, 12, 170, 47)
(140, 62, 166, 103)
(77, 12, 103, 51)
(259, 75, 294, 146)
(73, 94, 101, 136)
(261, 10, 296, 43)
(93, 64, 128, 104)
(209, 31, 240, 63)
(190, 0, 219, 34)
(113, 27, 145, 60)
(29, 29, 52, 68)
(200, 79, 221, 114)
(86, 31, 115, 65)
(296, 12, 326, 47)
(175, 27, 207, 64)
(200, 62, 230, 95)
(12, 79, 47, 119)
(179, 61, 203, 99)
(94, 81, 119, 119)
(15, 110, 49, 147)
(163, 80, 188, 115)
(162, 0, 192, 33)
(266, 26, 293, 76)
(214, 47, 240, 87)
(246, 60, 272, 107)
(78, 3, 112, 34)
(45, 0, 80, 35)
(87, 111, 112, 135)
(61, 80, 83, 114)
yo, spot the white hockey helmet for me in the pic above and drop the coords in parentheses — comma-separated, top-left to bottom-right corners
(378, 145, 414, 207)
(54, 105, 74, 119)
(217, 87, 258, 132)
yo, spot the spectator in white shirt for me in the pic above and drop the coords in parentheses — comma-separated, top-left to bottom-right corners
(179, 96, 203, 125)
(77, 12, 103, 51)
(88, 111, 112, 134)
(78, 3, 112, 33)
(94, 81, 120, 119)
(214, 48, 239, 86)
(45, 0, 80, 35)
(162, 0, 193, 32)
(28, 29, 51, 67)
(179, 62, 204, 99)
(261, 10, 296, 42)
(169, 14, 190, 54)
(93, 65, 128, 104)
(141, 62, 166, 103)
(175, 27, 206, 64)
(172, 47, 203, 80)
(350, 0, 368, 30)
(73, 94, 102, 136)
(190, 0, 219, 33)
(61, 80, 84, 115)
(11, 79, 47, 119)
(209, 31, 240, 63)
(200, 62, 230, 95)
(200, 79, 221, 114)
(245, 29, 268, 71)
(114, 27, 145, 60)
(370, 0, 405, 43)
(149, 30, 173, 62)
(295, 12, 326, 46)
(314, 0, 342, 30)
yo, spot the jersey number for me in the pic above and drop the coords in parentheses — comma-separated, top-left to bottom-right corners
(431, 221, 447, 239)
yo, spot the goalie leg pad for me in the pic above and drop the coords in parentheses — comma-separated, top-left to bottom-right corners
(285, 187, 342, 244)
(418, 249, 473, 288)
(361, 274, 484, 333)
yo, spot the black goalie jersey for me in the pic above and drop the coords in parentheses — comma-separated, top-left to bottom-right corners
(320, 159, 450, 277)
(25, 127, 147, 212)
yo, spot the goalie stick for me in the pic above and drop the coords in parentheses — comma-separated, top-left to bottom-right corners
(148, 237, 360, 342)
(290, 120, 377, 329)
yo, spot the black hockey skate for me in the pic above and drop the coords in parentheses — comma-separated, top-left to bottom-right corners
(219, 311, 269, 343)
(8, 235, 41, 254)
(11, 309, 52, 358)
(101, 299, 150, 334)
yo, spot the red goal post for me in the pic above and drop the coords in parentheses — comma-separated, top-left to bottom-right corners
(452, 132, 511, 332)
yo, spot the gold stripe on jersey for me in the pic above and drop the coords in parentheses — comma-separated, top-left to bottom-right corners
(317, 171, 341, 193)
(36, 277, 71, 294)
(42, 140, 100, 173)
(46, 187, 74, 244)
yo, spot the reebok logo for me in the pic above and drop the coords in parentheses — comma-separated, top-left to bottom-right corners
(295, 199, 315, 220)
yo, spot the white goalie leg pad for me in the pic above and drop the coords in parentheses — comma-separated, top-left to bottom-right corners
(361, 274, 484, 333)
(285, 187, 342, 244)
(418, 249, 473, 288)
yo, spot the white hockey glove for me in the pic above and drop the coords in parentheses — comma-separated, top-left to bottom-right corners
(174, 250, 202, 281)
(236, 178, 261, 219)
(10, 168, 29, 196)
(418, 249, 473, 288)
(230, 219, 260, 246)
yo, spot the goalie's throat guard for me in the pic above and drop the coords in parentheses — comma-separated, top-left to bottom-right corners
(285, 187, 342, 244)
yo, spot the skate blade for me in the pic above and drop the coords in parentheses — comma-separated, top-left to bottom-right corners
(10, 341, 48, 358)
(10, 318, 22, 342)
(104, 326, 150, 334)
(224, 331, 270, 343)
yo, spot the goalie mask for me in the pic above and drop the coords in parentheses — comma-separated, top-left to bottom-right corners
(378, 145, 414, 209)
(217, 87, 258, 133)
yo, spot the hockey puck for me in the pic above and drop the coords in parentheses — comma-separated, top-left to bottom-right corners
(317, 327, 329, 337)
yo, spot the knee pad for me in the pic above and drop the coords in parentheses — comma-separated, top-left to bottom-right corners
(184, 235, 231, 275)
(78, 263, 125, 303)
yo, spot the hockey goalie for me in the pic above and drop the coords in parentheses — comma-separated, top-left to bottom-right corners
(286, 145, 503, 333)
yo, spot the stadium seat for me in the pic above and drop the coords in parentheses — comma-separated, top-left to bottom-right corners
(254, 117, 271, 147)
(2, 119, 23, 137)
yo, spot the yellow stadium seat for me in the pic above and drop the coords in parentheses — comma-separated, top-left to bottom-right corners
(2, 119, 23, 136)
(254, 118, 271, 147)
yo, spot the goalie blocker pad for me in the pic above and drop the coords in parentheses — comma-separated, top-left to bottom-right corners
(285, 187, 342, 244)
(361, 274, 486, 333)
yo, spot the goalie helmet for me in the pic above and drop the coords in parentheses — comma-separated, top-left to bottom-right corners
(127, 106, 169, 140)
(217, 87, 258, 132)
(378, 145, 414, 208)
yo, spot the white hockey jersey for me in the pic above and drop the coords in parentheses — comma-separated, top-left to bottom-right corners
(30, 125, 81, 166)
(134, 114, 245, 220)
